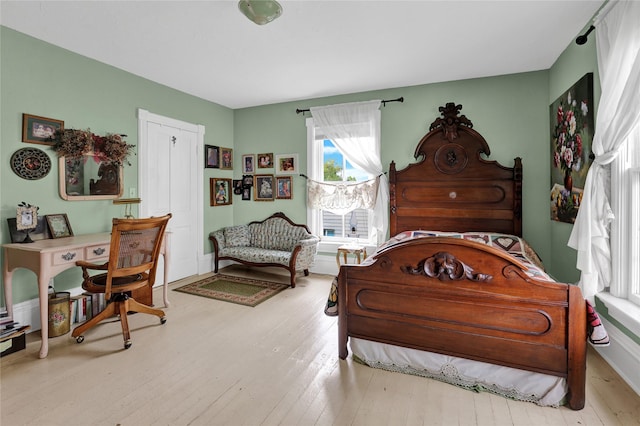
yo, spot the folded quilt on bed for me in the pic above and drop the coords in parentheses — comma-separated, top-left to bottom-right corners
(325, 230, 609, 346)
(377, 230, 550, 279)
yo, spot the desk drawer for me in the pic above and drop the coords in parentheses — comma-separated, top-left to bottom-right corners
(85, 244, 110, 261)
(51, 249, 83, 266)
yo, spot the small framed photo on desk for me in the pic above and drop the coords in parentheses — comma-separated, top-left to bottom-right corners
(7, 216, 50, 243)
(45, 214, 74, 238)
(16, 206, 38, 230)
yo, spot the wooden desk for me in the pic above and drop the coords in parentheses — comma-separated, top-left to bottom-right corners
(2, 233, 170, 358)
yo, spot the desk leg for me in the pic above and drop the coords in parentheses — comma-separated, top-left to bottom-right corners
(37, 274, 50, 359)
(3, 263, 50, 358)
(3, 264, 14, 319)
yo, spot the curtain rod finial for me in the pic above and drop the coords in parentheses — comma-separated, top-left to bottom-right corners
(576, 25, 595, 45)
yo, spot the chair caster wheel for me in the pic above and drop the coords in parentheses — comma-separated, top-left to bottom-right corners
(160, 317, 167, 324)
(76, 336, 84, 343)
(124, 340, 132, 349)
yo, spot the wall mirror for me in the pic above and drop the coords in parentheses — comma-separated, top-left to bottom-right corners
(58, 155, 123, 200)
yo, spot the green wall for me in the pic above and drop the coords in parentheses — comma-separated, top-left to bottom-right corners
(235, 72, 553, 262)
(2, 24, 591, 306)
(548, 26, 600, 284)
(1, 27, 234, 303)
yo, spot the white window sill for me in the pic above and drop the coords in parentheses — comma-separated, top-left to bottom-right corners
(596, 292, 640, 336)
(318, 240, 375, 254)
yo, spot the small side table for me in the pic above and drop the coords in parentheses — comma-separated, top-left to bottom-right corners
(336, 244, 367, 266)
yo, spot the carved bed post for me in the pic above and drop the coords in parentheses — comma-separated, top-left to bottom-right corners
(513, 157, 523, 237)
(389, 161, 397, 231)
(566, 285, 587, 410)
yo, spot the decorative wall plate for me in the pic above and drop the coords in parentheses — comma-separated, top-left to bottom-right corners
(10, 147, 52, 180)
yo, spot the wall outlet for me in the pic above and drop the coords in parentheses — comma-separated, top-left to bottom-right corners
(129, 188, 136, 198)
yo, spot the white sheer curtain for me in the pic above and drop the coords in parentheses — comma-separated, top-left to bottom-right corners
(568, 0, 640, 302)
(310, 100, 389, 244)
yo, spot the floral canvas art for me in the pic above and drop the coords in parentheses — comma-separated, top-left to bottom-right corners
(550, 73, 594, 223)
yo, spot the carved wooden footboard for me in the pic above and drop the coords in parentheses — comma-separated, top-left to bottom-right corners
(338, 237, 587, 410)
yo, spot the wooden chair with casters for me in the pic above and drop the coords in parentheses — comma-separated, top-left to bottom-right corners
(72, 214, 172, 349)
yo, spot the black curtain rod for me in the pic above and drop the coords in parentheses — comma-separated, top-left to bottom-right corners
(299, 172, 385, 179)
(296, 97, 404, 115)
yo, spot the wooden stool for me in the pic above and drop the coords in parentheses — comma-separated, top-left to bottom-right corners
(336, 244, 367, 266)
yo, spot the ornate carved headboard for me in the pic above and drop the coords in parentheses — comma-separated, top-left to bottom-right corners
(389, 103, 523, 236)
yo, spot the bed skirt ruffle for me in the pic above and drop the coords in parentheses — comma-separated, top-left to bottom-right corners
(350, 338, 567, 407)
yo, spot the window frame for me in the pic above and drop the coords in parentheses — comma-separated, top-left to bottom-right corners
(610, 125, 640, 307)
(306, 118, 377, 246)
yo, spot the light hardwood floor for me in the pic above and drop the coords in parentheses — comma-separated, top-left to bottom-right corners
(2, 265, 639, 425)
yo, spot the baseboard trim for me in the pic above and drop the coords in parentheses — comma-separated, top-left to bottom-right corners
(594, 316, 640, 396)
(310, 252, 340, 276)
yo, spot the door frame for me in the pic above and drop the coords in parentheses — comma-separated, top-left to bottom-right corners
(137, 108, 205, 278)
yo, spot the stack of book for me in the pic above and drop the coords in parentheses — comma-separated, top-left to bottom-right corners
(1, 311, 30, 357)
(70, 293, 106, 325)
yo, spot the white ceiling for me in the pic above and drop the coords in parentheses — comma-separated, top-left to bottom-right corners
(1, 0, 605, 109)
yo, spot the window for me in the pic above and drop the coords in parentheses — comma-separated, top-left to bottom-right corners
(305, 101, 388, 246)
(312, 137, 373, 242)
(568, 1, 640, 325)
(611, 124, 640, 307)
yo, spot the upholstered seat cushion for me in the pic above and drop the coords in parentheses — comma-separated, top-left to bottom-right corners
(81, 272, 148, 294)
(219, 246, 292, 266)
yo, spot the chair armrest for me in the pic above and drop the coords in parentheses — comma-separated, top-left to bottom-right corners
(76, 260, 109, 281)
(76, 260, 109, 270)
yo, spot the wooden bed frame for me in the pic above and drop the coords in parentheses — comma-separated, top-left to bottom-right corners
(337, 103, 587, 410)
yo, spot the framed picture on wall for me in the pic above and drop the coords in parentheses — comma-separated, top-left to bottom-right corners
(205, 145, 220, 168)
(220, 147, 233, 170)
(257, 153, 273, 169)
(275, 154, 298, 175)
(242, 154, 255, 173)
(22, 114, 64, 145)
(254, 174, 274, 201)
(242, 187, 251, 200)
(549, 72, 594, 224)
(276, 176, 293, 199)
(233, 179, 243, 195)
(210, 178, 232, 206)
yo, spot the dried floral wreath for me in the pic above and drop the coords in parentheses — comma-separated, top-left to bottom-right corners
(51, 128, 135, 166)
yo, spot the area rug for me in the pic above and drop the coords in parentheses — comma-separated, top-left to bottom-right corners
(173, 274, 289, 307)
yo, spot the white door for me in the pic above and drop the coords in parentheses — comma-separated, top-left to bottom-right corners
(138, 110, 204, 283)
